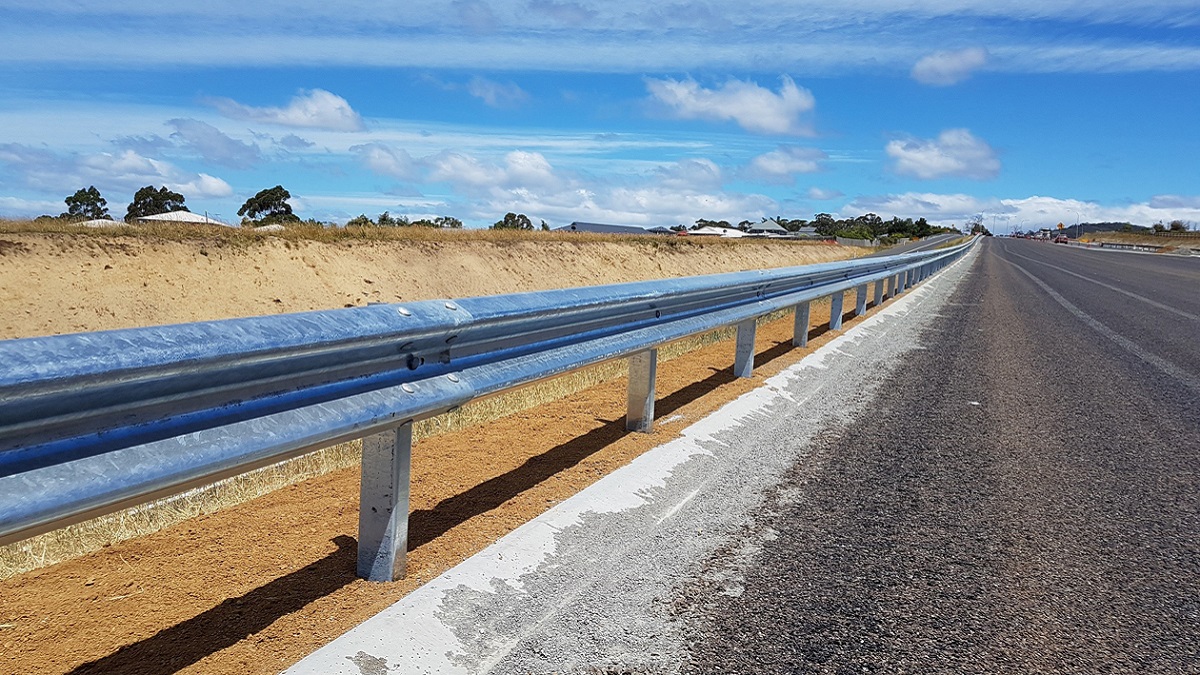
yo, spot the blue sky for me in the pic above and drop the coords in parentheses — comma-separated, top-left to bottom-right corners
(1, 1, 1198, 230)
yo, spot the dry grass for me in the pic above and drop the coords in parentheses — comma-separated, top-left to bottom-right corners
(0, 218, 829, 253)
(0, 308, 795, 580)
(1080, 231, 1199, 251)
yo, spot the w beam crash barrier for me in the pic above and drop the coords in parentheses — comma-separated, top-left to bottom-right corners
(0, 238, 975, 580)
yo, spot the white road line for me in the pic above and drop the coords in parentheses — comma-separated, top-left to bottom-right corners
(1003, 245, 1200, 323)
(1004, 258, 1200, 395)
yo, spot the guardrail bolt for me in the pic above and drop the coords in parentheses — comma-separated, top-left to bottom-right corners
(445, 302, 459, 311)
(401, 383, 417, 394)
(397, 307, 412, 317)
(446, 374, 461, 383)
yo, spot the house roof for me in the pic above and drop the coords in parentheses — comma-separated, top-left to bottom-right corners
(136, 211, 233, 227)
(747, 221, 788, 233)
(690, 226, 746, 237)
(556, 221, 653, 235)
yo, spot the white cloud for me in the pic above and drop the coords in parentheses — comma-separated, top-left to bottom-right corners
(351, 143, 418, 180)
(454, 0, 499, 34)
(467, 76, 530, 108)
(429, 150, 564, 194)
(645, 76, 816, 136)
(745, 146, 827, 183)
(912, 47, 990, 86)
(846, 192, 1200, 230)
(886, 129, 1000, 180)
(657, 159, 724, 191)
(0, 144, 232, 201)
(807, 187, 843, 200)
(1148, 194, 1200, 209)
(212, 89, 365, 132)
(0, 195, 62, 216)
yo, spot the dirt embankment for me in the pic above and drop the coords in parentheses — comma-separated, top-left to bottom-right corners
(0, 233, 856, 340)
(0, 231, 867, 675)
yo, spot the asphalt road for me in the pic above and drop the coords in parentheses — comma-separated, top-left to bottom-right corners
(870, 233, 961, 257)
(679, 239, 1200, 673)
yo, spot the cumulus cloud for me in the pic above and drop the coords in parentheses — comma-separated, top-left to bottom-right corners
(429, 150, 563, 194)
(467, 76, 530, 108)
(912, 47, 990, 86)
(278, 134, 315, 150)
(167, 118, 261, 168)
(211, 89, 365, 132)
(351, 143, 418, 180)
(745, 146, 827, 183)
(886, 128, 1000, 180)
(0, 143, 232, 199)
(645, 76, 816, 136)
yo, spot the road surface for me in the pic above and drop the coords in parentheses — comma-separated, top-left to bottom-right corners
(681, 238, 1200, 673)
(288, 239, 1199, 674)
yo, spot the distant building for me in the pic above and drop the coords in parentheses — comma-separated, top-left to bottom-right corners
(555, 221, 667, 235)
(746, 220, 789, 236)
(136, 211, 234, 227)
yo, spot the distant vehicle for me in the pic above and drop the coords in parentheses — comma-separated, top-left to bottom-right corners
(1054, 235, 1069, 243)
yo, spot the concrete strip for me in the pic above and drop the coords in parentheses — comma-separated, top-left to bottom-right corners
(284, 246, 980, 675)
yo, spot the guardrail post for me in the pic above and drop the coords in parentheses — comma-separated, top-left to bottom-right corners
(854, 284, 869, 316)
(626, 349, 657, 433)
(734, 318, 756, 378)
(792, 301, 811, 347)
(358, 422, 413, 582)
(873, 279, 885, 307)
(886, 275, 895, 298)
(830, 293, 845, 330)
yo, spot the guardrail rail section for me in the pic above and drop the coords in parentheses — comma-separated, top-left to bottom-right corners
(0, 239, 975, 581)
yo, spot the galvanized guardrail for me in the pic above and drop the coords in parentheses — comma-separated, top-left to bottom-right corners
(0, 238, 974, 580)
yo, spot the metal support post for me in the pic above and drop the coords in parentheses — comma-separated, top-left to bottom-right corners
(734, 318, 756, 378)
(792, 301, 811, 347)
(358, 422, 413, 582)
(626, 349, 657, 433)
(855, 284, 869, 316)
(830, 293, 845, 330)
(874, 279, 885, 307)
(886, 275, 895, 299)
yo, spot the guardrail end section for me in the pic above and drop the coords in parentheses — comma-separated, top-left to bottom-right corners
(626, 349, 658, 433)
(357, 422, 413, 582)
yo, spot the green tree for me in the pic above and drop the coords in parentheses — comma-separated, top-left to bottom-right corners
(1169, 220, 1188, 232)
(346, 214, 375, 227)
(238, 185, 299, 225)
(376, 211, 411, 227)
(540, 219, 550, 231)
(492, 212, 533, 230)
(125, 185, 187, 223)
(61, 186, 109, 221)
(434, 216, 463, 229)
(812, 213, 837, 235)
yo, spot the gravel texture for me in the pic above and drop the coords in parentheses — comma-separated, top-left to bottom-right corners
(285, 244, 979, 674)
(677, 239, 1200, 674)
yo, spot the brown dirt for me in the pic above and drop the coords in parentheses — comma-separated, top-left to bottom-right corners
(0, 232, 854, 340)
(0, 232, 877, 674)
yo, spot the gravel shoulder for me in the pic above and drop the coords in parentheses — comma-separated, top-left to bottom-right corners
(285, 244, 981, 674)
(679, 239, 1200, 674)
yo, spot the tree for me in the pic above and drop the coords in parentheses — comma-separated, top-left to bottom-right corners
(540, 219, 550, 231)
(434, 216, 463, 229)
(61, 186, 109, 221)
(125, 185, 187, 222)
(346, 214, 375, 227)
(492, 212, 533, 230)
(812, 213, 838, 236)
(238, 185, 299, 225)
(1169, 220, 1188, 232)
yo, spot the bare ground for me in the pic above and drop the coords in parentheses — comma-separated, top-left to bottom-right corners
(0, 232, 870, 674)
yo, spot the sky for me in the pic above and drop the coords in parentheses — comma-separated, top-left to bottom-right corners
(1, 1, 1198, 231)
